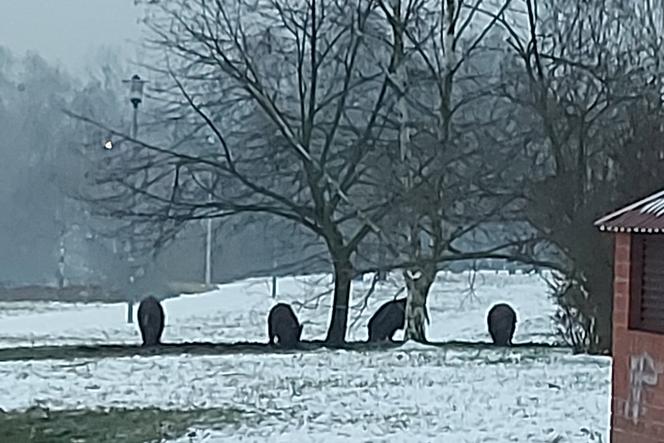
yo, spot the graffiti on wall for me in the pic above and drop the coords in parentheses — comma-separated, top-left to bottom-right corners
(625, 352, 664, 424)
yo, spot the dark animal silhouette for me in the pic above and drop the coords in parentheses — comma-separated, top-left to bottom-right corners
(487, 303, 517, 346)
(367, 297, 407, 342)
(268, 303, 303, 348)
(137, 296, 165, 346)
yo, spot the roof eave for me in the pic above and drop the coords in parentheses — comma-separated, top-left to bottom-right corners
(596, 224, 664, 234)
(593, 188, 664, 227)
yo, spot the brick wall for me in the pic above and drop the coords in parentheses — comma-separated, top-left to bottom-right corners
(612, 233, 664, 443)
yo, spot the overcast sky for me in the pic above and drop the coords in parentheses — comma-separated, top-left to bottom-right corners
(0, 0, 143, 74)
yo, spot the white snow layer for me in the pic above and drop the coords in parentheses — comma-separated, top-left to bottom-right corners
(0, 271, 611, 442)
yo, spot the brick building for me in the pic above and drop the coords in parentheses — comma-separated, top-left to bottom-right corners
(595, 189, 664, 443)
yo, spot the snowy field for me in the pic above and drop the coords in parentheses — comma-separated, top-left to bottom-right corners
(0, 272, 558, 347)
(0, 271, 611, 442)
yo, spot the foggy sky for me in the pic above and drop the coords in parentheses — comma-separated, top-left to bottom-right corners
(0, 0, 142, 74)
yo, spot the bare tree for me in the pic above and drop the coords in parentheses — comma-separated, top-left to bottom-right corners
(367, 0, 518, 342)
(491, 0, 664, 353)
(70, 0, 414, 344)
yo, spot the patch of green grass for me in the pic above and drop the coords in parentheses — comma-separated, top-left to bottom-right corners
(0, 406, 248, 443)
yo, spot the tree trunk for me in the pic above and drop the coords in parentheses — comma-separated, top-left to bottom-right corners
(552, 221, 613, 354)
(584, 259, 613, 354)
(325, 256, 353, 345)
(403, 263, 435, 343)
(592, 297, 612, 354)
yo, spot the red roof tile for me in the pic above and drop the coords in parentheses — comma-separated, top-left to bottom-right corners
(594, 189, 664, 233)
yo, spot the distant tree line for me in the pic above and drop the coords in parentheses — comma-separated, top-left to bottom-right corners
(0, 47, 329, 295)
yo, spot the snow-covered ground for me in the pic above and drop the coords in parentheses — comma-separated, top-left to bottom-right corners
(0, 271, 556, 347)
(0, 271, 611, 442)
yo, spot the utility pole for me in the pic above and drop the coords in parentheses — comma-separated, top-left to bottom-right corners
(203, 159, 215, 287)
(271, 233, 277, 298)
(205, 217, 212, 286)
(54, 199, 67, 290)
(57, 231, 66, 289)
(205, 190, 213, 286)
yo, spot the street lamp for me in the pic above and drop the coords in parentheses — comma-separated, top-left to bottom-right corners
(121, 74, 147, 323)
(122, 74, 147, 138)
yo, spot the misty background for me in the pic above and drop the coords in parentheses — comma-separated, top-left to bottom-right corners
(0, 0, 326, 293)
(0, 0, 508, 294)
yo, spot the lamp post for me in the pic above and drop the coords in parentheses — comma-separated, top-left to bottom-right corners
(121, 74, 147, 323)
(123, 74, 147, 138)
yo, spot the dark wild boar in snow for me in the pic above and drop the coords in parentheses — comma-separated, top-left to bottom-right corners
(487, 303, 517, 346)
(138, 296, 165, 346)
(367, 297, 407, 342)
(268, 303, 303, 348)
